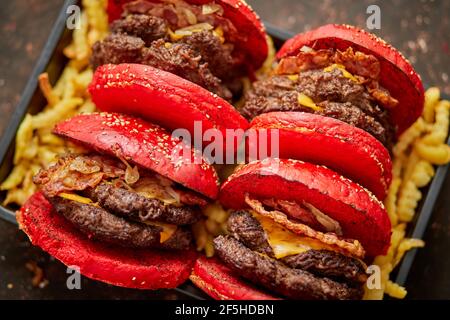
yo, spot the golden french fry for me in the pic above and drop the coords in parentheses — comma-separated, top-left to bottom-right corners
(384, 177, 401, 226)
(411, 161, 435, 187)
(0, 163, 28, 190)
(38, 73, 59, 106)
(192, 221, 207, 251)
(74, 12, 89, 63)
(393, 118, 425, 157)
(204, 234, 215, 258)
(78, 99, 97, 114)
(31, 98, 83, 129)
(423, 87, 440, 123)
(421, 100, 450, 145)
(394, 238, 425, 268)
(402, 150, 419, 183)
(83, 0, 108, 45)
(415, 141, 450, 165)
(385, 281, 407, 299)
(53, 66, 77, 97)
(397, 181, 422, 222)
(14, 114, 34, 164)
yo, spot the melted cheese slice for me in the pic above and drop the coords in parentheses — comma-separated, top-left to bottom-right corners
(252, 211, 338, 259)
(297, 93, 323, 111)
(59, 193, 93, 204)
(59, 193, 177, 243)
(143, 221, 177, 243)
(323, 64, 359, 82)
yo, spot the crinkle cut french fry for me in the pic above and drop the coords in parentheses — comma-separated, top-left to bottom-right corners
(421, 100, 450, 145)
(385, 178, 401, 226)
(397, 181, 422, 222)
(394, 238, 425, 268)
(364, 225, 406, 300)
(393, 118, 425, 157)
(392, 155, 404, 179)
(385, 281, 407, 299)
(411, 160, 435, 187)
(415, 141, 450, 165)
(402, 150, 419, 183)
(423, 87, 440, 123)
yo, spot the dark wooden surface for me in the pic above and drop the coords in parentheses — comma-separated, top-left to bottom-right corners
(0, 0, 449, 299)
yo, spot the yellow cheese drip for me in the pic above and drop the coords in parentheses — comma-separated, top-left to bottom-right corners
(297, 93, 323, 112)
(144, 221, 177, 243)
(59, 193, 176, 243)
(323, 64, 359, 82)
(59, 192, 93, 204)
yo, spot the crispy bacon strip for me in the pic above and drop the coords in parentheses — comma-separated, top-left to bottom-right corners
(335, 47, 380, 80)
(275, 49, 333, 75)
(245, 195, 365, 259)
(33, 154, 125, 197)
(367, 81, 399, 109)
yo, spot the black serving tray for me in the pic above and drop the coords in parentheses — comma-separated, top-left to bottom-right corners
(0, 0, 449, 299)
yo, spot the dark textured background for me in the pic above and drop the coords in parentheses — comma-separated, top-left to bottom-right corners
(0, 0, 449, 299)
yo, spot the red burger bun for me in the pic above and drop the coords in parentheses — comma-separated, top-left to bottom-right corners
(190, 256, 279, 300)
(17, 192, 197, 289)
(248, 112, 392, 200)
(219, 158, 391, 257)
(53, 112, 219, 200)
(89, 64, 249, 156)
(277, 24, 424, 136)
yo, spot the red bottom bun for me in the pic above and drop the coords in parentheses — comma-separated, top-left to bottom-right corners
(18, 192, 197, 290)
(190, 256, 279, 300)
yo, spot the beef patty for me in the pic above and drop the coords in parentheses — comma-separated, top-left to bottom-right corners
(214, 235, 364, 300)
(49, 196, 192, 250)
(242, 69, 394, 149)
(34, 153, 199, 250)
(227, 211, 367, 285)
(86, 182, 202, 225)
(91, 13, 243, 100)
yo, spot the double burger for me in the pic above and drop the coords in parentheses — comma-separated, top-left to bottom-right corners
(93, 0, 269, 101)
(242, 24, 424, 200)
(18, 112, 219, 289)
(190, 25, 425, 300)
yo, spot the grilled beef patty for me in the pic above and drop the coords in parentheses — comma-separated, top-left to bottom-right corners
(34, 153, 199, 250)
(86, 182, 202, 225)
(227, 211, 367, 285)
(242, 69, 395, 149)
(91, 12, 243, 100)
(49, 197, 192, 250)
(214, 235, 364, 300)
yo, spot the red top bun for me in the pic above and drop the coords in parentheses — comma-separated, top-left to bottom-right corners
(277, 24, 424, 135)
(248, 112, 392, 200)
(54, 112, 219, 199)
(107, 0, 268, 72)
(219, 158, 391, 257)
(89, 64, 249, 156)
(17, 192, 197, 289)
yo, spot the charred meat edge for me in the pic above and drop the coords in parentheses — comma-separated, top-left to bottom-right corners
(49, 197, 191, 250)
(214, 235, 364, 300)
